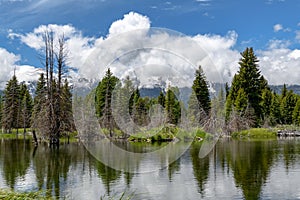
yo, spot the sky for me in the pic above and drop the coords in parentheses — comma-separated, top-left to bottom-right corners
(0, 0, 300, 88)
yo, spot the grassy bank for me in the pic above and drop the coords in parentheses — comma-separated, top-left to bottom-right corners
(0, 129, 78, 143)
(0, 189, 50, 200)
(231, 128, 277, 139)
(127, 125, 209, 142)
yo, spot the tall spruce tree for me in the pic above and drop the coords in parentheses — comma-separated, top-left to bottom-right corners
(95, 68, 119, 135)
(2, 75, 20, 133)
(19, 83, 33, 133)
(0, 94, 2, 128)
(192, 65, 211, 116)
(260, 88, 273, 120)
(158, 91, 165, 108)
(270, 92, 281, 125)
(226, 47, 267, 126)
(165, 86, 181, 125)
(280, 90, 297, 124)
(292, 98, 300, 125)
(60, 79, 74, 134)
(32, 73, 47, 132)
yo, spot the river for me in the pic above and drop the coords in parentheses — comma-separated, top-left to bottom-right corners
(0, 138, 300, 199)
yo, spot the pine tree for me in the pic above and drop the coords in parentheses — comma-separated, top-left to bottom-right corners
(60, 79, 74, 134)
(281, 84, 287, 100)
(19, 83, 33, 133)
(225, 82, 230, 99)
(157, 91, 165, 108)
(2, 75, 20, 133)
(234, 88, 248, 114)
(270, 92, 281, 125)
(32, 73, 47, 133)
(260, 88, 273, 120)
(280, 90, 297, 124)
(292, 98, 300, 125)
(192, 65, 211, 116)
(165, 86, 181, 125)
(226, 47, 267, 127)
(95, 68, 119, 135)
(0, 95, 2, 128)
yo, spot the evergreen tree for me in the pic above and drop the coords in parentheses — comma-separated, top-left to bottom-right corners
(95, 68, 119, 135)
(292, 98, 300, 125)
(32, 73, 47, 132)
(270, 92, 281, 125)
(2, 75, 20, 133)
(260, 88, 273, 120)
(234, 88, 248, 114)
(60, 79, 74, 134)
(19, 83, 33, 133)
(134, 97, 150, 126)
(192, 65, 211, 115)
(226, 47, 267, 127)
(281, 84, 287, 99)
(0, 95, 2, 128)
(157, 91, 165, 108)
(280, 90, 297, 124)
(165, 86, 181, 125)
(225, 82, 230, 99)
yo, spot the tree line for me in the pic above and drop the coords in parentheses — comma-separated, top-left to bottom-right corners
(225, 47, 300, 132)
(94, 65, 211, 137)
(0, 31, 74, 147)
(94, 47, 300, 137)
(1, 45, 300, 142)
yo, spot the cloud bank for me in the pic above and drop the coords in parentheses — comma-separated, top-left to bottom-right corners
(5, 11, 300, 89)
(0, 48, 41, 89)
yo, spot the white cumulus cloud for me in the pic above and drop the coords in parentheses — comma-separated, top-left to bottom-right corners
(108, 11, 151, 38)
(14, 12, 240, 88)
(0, 48, 19, 88)
(258, 47, 300, 85)
(0, 48, 41, 89)
(273, 24, 283, 32)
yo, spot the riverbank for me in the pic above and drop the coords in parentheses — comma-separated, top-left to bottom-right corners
(230, 125, 300, 139)
(231, 128, 277, 139)
(127, 125, 208, 142)
(0, 130, 78, 143)
(0, 189, 49, 200)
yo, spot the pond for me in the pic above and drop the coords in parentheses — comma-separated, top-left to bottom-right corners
(0, 138, 300, 199)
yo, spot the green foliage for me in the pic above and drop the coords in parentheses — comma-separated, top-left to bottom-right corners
(226, 47, 268, 127)
(292, 98, 300, 125)
(60, 79, 75, 134)
(280, 90, 297, 124)
(234, 88, 248, 113)
(95, 69, 119, 133)
(157, 91, 165, 107)
(19, 83, 33, 129)
(165, 86, 181, 125)
(260, 88, 272, 118)
(2, 75, 20, 132)
(0, 189, 51, 200)
(192, 65, 211, 115)
(95, 68, 119, 119)
(231, 128, 277, 139)
(0, 95, 2, 125)
(269, 92, 281, 125)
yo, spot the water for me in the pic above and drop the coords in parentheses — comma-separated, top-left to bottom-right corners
(0, 138, 300, 199)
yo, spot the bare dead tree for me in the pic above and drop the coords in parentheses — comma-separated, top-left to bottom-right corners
(33, 30, 68, 148)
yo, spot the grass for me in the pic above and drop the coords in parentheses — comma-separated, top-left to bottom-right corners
(231, 128, 277, 139)
(127, 125, 210, 142)
(0, 129, 79, 143)
(0, 189, 51, 200)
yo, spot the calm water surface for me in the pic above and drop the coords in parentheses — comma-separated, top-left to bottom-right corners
(0, 138, 300, 199)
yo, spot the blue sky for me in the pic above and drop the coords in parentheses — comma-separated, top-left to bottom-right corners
(0, 0, 300, 87)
